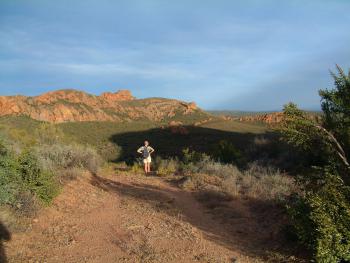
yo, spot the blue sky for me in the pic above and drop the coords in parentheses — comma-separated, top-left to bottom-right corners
(0, 0, 349, 110)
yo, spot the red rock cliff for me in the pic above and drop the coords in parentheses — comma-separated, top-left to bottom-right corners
(0, 89, 205, 123)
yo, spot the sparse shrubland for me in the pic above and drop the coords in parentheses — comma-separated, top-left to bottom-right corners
(35, 143, 102, 179)
(178, 151, 295, 202)
(149, 148, 295, 204)
(0, 122, 104, 221)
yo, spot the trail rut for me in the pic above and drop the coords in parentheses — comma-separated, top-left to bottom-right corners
(4, 170, 297, 263)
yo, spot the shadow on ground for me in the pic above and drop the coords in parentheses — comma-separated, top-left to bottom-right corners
(110, 126, 290, 164)
(0, 222, 11, 263)
(90, 174, 304, 261)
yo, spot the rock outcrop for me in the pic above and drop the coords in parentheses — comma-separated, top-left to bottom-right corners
(0, 89, 206, 123)
(237, 112, 284, 124)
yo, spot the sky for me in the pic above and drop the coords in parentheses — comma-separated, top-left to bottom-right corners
(0, 0, 349, 111)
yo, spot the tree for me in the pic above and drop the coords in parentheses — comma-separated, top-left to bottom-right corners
(280, 66, 350, 262)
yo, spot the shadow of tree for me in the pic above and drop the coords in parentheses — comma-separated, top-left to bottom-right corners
(90, 174, 305, 261)
(0, 222, 11, 263)
(109, 125, 301, 174)
(109, 126, 282, 163)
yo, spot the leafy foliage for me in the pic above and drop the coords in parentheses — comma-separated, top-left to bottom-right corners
(320, 65, 350, 159)
(18, 150, 59, 205)
(280, 66, 350, 261)
(0, 144, 21, 205)
(212, 140, 245, 167)
(182, 148, 208, 165)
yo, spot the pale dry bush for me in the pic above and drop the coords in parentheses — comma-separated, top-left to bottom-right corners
(185, 159, 295, 201)
(131, 162, 145, 174)
(229, 163, 295, 201)
(221, 176, 241, 197)
(154, 156, 179, 176)
(97, 141, 122, 161)
(180, 173, 223, 191)
(198, 160, 241, 178)
(35, 143, 103, 178)
(183, 155, 241, 179)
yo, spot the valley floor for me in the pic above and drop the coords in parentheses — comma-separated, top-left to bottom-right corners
(5, 167, 303, 263)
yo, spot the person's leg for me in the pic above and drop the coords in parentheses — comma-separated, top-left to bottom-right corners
(144, 161, 148, 173)
(147, 162, 151, 173)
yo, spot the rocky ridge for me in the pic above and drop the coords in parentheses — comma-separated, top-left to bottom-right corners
(0, 89, 205, 123)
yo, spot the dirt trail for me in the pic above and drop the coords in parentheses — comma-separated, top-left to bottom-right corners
(4, 169, 288, 263)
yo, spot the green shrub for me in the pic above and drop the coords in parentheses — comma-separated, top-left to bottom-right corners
(212, 140, 245, 166)
(288, 170, 350, 262)
(0, 152, 21, 206)
(182, 148, 208, 165)
(18, 150, 59, 205)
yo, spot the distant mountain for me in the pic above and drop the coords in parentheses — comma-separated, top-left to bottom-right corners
(209, 110, 321, 124)
(0, 89, 209, 123)
(208, 110, 277, 117)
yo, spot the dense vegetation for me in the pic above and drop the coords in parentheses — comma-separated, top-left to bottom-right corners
(0, 122, 102, 219)
(280, 66, 350, 262)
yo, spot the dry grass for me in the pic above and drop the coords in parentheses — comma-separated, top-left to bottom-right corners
(35, 143, 103, 177)
(180, 161, 295, 202)
(154, 157, 179, 176)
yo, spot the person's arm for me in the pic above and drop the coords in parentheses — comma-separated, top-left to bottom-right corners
(148, 146, 155, 154)
(137, 146, 143, 154)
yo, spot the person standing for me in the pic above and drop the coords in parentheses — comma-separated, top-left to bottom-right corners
(137, 140, 155, 174)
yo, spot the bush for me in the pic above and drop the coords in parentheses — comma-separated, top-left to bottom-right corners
(212, 140, 245, 167)
(0, 152, 21, 206)
(97, 141, 122, 162)
(189, 157, 241, 179)
(179, 173, 223, 191)
(131, 162, 144, 174)
(182, 148, 208, 165)
(35, 143, 103, 176)
(154, 156, 179, 176)
(18, 150, 59, 205)
(288, 171, 350, 262)
(179, 155, 295, 202)
(0, 143, 59, 208)
(241, 164, 295, 201)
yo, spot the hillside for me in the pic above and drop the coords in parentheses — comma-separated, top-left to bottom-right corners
(209, 111, 283, 124)
(211, 111, 321, 125)
(0, 89, 208, 123)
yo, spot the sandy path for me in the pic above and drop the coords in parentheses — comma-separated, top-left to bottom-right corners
(4, 170, 280, 263)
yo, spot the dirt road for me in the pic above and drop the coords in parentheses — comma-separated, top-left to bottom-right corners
(4, 169, 298, 263)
